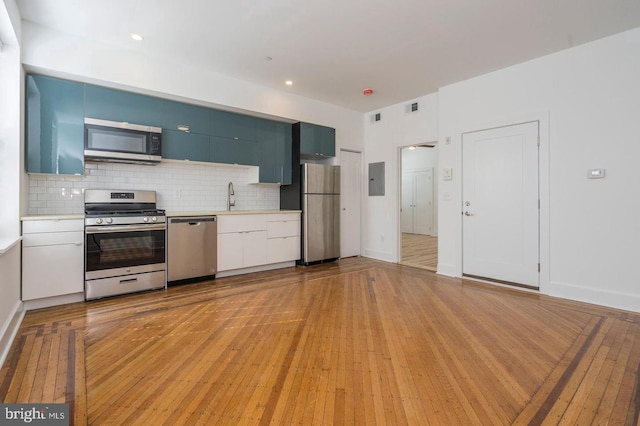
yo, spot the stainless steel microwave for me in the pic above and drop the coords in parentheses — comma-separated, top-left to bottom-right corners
(84, 118, 162, 165)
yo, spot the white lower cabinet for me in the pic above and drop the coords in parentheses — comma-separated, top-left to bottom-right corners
(217, 215, 267, 272)
(217, 230, 267, 271)
(217, 212, 300, 274)
(22, 219, 84, 300)
(267, 213, 301, 264)
(267, 236, 300, 264)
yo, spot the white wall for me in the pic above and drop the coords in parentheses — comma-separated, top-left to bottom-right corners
(21, 22, 364, 156)
(0, 0, 24, 367)
(362, 94, 438, 262)
(438, 27, 640, 312)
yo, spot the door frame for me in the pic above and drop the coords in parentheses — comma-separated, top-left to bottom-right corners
(397, 141, 438, 267)
(456, 112, 550, 293)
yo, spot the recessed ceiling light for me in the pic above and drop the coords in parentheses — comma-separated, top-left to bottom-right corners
(131, 33, 144, 41)
(285, 80, 293, 86)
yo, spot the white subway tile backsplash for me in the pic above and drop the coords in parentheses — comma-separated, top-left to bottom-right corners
(27, 160, 281, 215)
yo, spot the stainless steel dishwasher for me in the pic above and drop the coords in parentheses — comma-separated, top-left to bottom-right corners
(167, 216, 217, 284)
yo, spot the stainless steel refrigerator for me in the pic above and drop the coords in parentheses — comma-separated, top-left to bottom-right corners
(300, 163, 340, 265)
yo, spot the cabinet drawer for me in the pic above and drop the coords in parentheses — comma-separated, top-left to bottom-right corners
(267, 213, 300, 222)
(217, 215, 267, 233)
(267, 236, 300, 264)
(22, 243, 84, 300)
(267, 220, 300, 238)
(22, 231, 84, 247)
(23, 219, 84, 234)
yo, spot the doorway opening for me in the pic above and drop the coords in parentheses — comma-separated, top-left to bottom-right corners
(399, 143, 438, 271)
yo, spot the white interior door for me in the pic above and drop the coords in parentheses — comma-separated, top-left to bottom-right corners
(462, 121, 539, 288)
(401, 170, 434, 235)
(401, 173, 414, 233)
(340, 150, 362, 258)
(413, 169, 434, 235)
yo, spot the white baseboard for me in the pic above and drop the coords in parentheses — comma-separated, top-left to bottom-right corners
(0, 300, 25, 370)
(547, 281, 640, 313)
(362, 249, 394, 263)
(216, 261, 295, 278)
(23, 292, 85, 311)
(436, 263, 458, 277)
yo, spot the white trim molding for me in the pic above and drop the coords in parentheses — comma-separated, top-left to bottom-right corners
(0, 300, 24, 369)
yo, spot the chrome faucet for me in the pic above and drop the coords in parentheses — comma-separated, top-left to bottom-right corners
(227, 181, 235, 211)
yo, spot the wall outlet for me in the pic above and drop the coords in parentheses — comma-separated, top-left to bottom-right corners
(442, 167, 453, 181)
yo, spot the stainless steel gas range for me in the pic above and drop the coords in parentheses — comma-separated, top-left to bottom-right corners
(84, 189, 166, 300)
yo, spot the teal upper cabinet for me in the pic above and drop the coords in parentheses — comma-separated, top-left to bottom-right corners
(26, 75, 85, 175)
(211, 109, 261, 141)
(211, 136, 258, 166)
(85, 85, 162, 127)
(25, 74, 296, 180)
(162, 130, 212, 162)
(298, 122, 336, 158)
(258, 120, 292, 184)
(161, 100, 210, 135)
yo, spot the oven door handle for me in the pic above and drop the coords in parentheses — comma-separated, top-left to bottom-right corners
(85, 224, 167, 234)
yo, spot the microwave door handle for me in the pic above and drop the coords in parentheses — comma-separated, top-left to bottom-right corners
(85, 224, 166, 234)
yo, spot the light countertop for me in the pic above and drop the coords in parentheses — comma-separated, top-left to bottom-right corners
(21, 215, 85, 221)
(165, 210, 301, 217)
(21, 211, 301, 221)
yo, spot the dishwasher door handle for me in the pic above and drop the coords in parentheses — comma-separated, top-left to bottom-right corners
(169, 217, 217, 224)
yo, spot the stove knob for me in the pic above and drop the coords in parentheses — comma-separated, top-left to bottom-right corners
(106, 218, 113, 224)
(95, 218, 103, 224)
(143, 217, 149, 223)
(151, 216, 157, 222)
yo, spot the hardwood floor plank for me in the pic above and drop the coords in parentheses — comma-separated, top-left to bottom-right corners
(401, 233, 437, 271)
(611, 325, 640, 425)
(1, 258, 639, 424)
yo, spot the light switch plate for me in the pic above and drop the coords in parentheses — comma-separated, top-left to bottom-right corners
(587, 168, 605, 179)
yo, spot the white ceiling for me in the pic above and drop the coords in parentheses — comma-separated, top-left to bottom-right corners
(17, 0, 640, 112)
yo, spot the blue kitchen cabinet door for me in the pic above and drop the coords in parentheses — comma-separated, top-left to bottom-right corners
(210, 109, 262, 141)
(26, 75, 85, 175)
(85, 85, 163, 127)
(280, 122, 293, 184)
(211, 136, 258, 166)
(258, 121, 292, 184)
(161, 100, 210, 135)
(162, 130, 212, 162)
(299, 122, 336, 158)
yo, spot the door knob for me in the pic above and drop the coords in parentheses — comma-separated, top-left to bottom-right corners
(464, 211, 473, 216)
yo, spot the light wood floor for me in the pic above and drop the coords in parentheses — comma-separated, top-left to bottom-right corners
(401, 233, 437, 271)
(1, 258, 639, 425)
